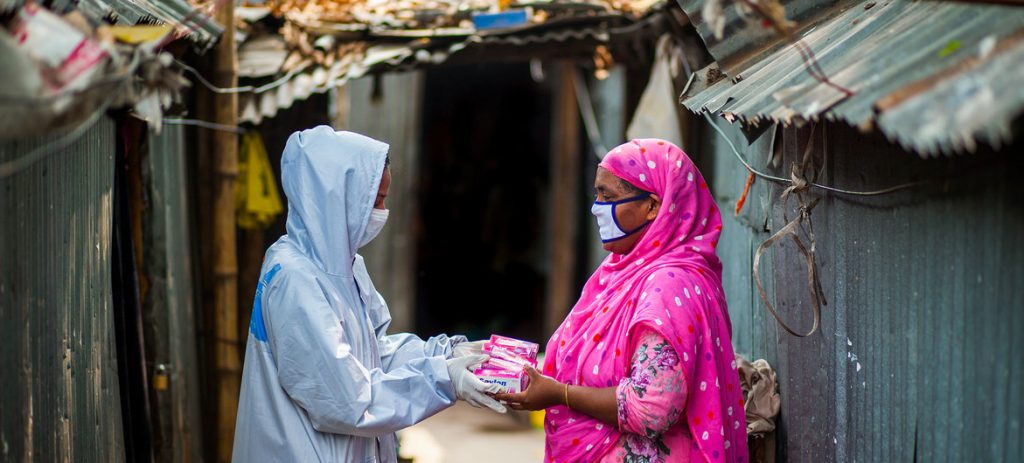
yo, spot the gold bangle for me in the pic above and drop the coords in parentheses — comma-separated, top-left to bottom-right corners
(564, 383, 570, 409)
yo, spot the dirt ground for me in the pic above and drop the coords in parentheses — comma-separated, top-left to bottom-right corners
(398, 402, 545, 463)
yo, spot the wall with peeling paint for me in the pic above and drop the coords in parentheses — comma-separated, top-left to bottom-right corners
(0, 117, 125, 461)
(697, 120, 1024, 461)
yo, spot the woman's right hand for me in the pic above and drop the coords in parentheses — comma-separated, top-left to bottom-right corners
(494, 365, 564, 411)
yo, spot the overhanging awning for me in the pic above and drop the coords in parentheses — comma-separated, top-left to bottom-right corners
(234, 0, 676, 123)
(0, 0, 224, 49)
(678, 0, 1024, 156)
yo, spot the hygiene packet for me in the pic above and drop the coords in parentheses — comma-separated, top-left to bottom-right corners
(473, 335, 539, 393)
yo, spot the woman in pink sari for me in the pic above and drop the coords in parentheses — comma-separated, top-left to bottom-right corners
(497, 139, 748, 462)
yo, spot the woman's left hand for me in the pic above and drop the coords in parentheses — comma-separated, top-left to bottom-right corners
(494, 365, 564, 411)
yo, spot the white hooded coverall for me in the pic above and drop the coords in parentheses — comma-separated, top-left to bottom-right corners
(232, 126, 465, 462)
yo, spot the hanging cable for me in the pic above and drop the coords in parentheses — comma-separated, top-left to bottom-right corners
(682, 29, 920, 197)
(0, 95, 116, 179)
(0, 74, 127, 106)
(174, 59, 309, 95)
(0, 51, 157, 178)
(164, 117, 245, 134)
(703, 113, 923, 196)
(174, 59, 256, 94)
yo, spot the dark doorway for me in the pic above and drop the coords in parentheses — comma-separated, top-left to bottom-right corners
(416, 62, 552, 344)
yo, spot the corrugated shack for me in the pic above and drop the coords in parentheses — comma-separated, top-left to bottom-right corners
(673, 0, 1024, 460)
(0, 0, 221, 460)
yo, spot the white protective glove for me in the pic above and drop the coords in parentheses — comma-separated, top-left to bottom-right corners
(446, 354, 507, 414)
(452, 340, 487, 358)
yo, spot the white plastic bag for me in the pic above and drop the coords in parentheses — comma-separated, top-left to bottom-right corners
(626, 34, 685, 148)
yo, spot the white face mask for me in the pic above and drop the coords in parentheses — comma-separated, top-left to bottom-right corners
(357, 208, 389, 248)
(591, 192, 651, 243)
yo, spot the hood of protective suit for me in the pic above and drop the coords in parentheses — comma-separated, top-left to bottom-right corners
(281, 126, 388, 276)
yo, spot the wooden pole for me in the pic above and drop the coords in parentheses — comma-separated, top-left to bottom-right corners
(545, 62, 581, 337)
(207, 2, 240, 461)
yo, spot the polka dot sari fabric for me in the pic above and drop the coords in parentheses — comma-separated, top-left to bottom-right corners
(542, 139, 748, 463)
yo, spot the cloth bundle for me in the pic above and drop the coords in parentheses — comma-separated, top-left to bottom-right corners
(736, 354, 781, 436)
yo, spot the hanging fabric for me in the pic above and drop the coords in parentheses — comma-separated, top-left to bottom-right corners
(236, 131, 284, 230)
(626, 34, 685, 148)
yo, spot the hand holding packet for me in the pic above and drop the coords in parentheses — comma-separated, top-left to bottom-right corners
(472, 335, 539, 393)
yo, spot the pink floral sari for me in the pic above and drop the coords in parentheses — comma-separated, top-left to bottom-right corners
(542, 139, 748, 462)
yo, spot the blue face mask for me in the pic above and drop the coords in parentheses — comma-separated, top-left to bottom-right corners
(591, 192, 651, 243)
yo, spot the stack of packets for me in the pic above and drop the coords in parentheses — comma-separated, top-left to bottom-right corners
(473, 335, 539, 393)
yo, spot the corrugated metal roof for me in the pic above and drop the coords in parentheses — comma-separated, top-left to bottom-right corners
(229, 0, 675, 122)
(679, 0, 1024, 156)
(238, 35, 289, 77)
(677, 0, 858, 76)
(268, 0, 667, 28)
(0, 0, 224, 48)
(92, 0, 224, 48)
(237, 22, 614, 123)
(234, 0, 669, 123)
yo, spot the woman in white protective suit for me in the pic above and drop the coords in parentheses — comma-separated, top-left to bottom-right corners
(232, 126, 506, 462)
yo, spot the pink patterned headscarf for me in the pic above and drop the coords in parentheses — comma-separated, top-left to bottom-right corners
(542, 139, 748, 462)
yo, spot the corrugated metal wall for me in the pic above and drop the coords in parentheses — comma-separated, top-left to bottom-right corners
(700, 120, 1024, 461)
(145, 124, 204, 462)
(0, 117, 125, 461)
(342, 72, 424, 334)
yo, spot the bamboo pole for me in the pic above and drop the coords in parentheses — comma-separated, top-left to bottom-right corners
(208, 1, 240, 461)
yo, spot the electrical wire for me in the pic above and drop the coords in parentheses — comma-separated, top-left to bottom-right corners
(0, 52, 149, 178)
(705, 113, 790, 183)
(174, 59, 309, 95)
(703, 113, 923, 197)
(0, 74, 126, 106)
(164, 117, 245, 133)
(0, 95, 116, 179)
(677, 43, 910, 197)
